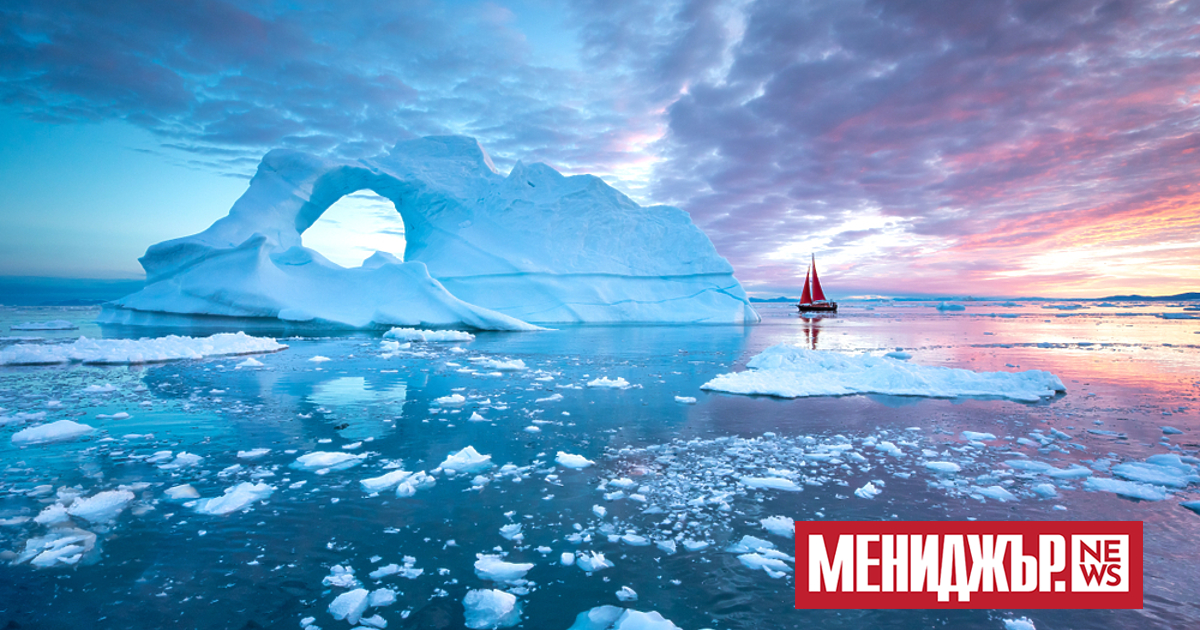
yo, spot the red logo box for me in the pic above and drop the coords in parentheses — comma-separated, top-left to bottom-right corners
(795, 521, 1142, 609)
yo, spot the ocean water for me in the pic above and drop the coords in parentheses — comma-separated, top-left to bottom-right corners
(0, 301, 1197, 629)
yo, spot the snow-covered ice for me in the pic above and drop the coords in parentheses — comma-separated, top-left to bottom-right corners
(702, 346, 1065, 402)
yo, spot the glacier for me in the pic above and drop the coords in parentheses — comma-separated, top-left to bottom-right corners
(102, 136, 758, 330)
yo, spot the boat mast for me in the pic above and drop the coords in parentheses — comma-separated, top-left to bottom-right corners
(799, 263, 812, 305)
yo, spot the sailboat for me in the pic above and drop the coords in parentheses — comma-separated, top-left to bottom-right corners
(797, 254, 838, 313)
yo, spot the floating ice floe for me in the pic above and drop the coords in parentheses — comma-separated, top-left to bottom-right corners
(384, 328, 476, 342)
(1004, 616, 1037, 630)
(11, 320, 77, 330)
(1083, 477, 1168, 501)
(0, 332, 286, 365)
(463, 588, 522, 629)
(556, 452, 595, 469)
(674, 396, 697, 404)
(438, 446, 493, 474)
(588, 377, 631, 389)
(740, 476, 801, 492)
(236, 357, 264, 368)
(292, 451, 366, 472)
(328, 588, 370, 625)
(936, 302, 966, 311)
(164, 484, 201, 500)
(615, 586, 638, 602)
(194, 482, 275, 515)
(14, 528, 97, 568)
(11, 420, 95, 445)
(701, 346, 1065, 402)
(474, 554, 534, 582)
(576, 551, 614, 572)
(1110, 455, 1199, 488)
(434, 393, 467, 406)
(760, 516, 794, 539)
(470, 357, 526, 371)
(854, 482, 882, 499)
(925, 462, 961, 474)
(237, 448, 271, 460)
(66, 490, 135, 524)
(566, 606, 683, 630)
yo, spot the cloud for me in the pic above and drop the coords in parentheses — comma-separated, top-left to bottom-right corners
(1, 0, 1196, 295)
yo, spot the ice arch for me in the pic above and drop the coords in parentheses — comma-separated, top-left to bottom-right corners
(106, 136, 760, 330)
(299, 191, 407, 268)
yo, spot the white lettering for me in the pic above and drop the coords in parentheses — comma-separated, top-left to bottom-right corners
(1039, 534, 1066, 592)
(809, 534, 854, 592)
(881, 534, 908, 592)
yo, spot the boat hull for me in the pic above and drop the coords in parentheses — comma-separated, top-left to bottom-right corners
(797, 302, 838, 313)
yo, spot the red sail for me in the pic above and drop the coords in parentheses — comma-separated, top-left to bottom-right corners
(810, 255, 827, 302)
(800, 267, 812, 304)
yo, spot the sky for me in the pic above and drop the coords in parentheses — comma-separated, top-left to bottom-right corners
(0, 0, 1197, 298)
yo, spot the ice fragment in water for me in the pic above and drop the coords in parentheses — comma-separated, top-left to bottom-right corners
(463, 589, 521, 629)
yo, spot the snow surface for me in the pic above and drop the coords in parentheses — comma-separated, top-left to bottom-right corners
(105, 136, 758, 329)
(702, 346, 1065, 402)
(0, 332, 286, 365)
(11, 420, 94, 445)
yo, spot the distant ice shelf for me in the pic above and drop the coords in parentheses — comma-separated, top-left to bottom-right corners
(702, 346, 1066, 402)
(103, 135, 759, 330)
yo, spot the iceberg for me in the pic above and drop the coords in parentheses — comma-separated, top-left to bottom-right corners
(102, 136, 758, 330)
(702, 346, 1065, 402)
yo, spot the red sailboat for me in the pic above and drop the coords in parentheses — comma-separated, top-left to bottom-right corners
(797, 254, 838, 313)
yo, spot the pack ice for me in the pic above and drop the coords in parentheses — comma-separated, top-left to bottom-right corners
(102, 136, 758, 330)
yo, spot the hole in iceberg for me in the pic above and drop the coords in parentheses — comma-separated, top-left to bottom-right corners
(300, 191, 406, 268)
